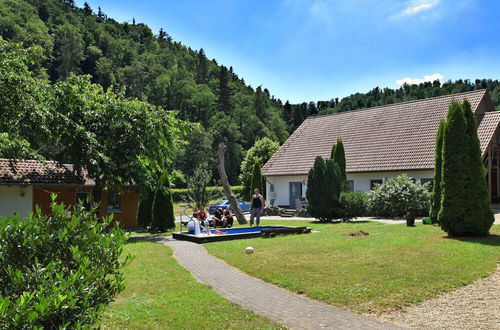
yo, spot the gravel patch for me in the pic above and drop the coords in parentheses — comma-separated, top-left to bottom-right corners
(376, 265, 500, 329)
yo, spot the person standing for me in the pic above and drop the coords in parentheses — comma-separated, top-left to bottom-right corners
(250, 188, 264, 226)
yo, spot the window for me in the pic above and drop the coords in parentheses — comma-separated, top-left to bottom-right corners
(107, 190, 121, 212)
(347, 180, 354, 192)
(76, 192, 92, 212)
(420, 178, 434, 190)
(370, 179, 383, 190)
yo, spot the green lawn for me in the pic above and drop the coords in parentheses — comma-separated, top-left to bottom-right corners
(100, 241, 282, 329)
(205, 221, 500, 314)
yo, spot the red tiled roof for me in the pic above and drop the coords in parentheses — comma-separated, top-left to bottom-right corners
(263, 90, 498, 176)
(0, 159, 94, 185)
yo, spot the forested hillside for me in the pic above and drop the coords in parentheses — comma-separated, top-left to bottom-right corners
(0, 0, 289, 185)
(1, 0, 499, 187)
(285, 79, 500, 130)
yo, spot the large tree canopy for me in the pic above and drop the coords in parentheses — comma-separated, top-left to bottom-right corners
(0, 38, 182, 196)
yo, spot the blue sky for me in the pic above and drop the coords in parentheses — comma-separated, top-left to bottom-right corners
(77, 0, 500, 103)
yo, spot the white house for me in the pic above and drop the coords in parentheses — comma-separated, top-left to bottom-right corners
(262, 90, 500, 208)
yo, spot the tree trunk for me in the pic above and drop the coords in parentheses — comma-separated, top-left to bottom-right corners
(217, 143, 247, 224)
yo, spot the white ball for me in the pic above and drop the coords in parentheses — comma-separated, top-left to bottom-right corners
(245, 246, 254, 254)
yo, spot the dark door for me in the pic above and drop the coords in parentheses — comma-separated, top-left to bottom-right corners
(289, 182, 302, 208)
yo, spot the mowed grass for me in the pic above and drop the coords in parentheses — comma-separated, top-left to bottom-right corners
(100, 241, 282, 329)
(205, 221, 500, 314)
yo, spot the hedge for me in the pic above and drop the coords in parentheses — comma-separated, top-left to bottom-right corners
(171, 186, 244, 203)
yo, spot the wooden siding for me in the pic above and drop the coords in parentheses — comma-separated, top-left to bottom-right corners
(32, 186, 139, 228)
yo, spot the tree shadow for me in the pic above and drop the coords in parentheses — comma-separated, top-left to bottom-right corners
(126, 235, 169, 244)
(308, 220, 372, 225)
(445, 234, 500, 247)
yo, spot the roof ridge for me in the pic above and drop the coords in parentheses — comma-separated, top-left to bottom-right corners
(308, 89, 487, 121)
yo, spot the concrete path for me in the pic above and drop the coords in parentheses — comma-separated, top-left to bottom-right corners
(159, 237, 401, 330)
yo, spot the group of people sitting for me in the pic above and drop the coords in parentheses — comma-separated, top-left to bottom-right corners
(188, 207, 234, 232)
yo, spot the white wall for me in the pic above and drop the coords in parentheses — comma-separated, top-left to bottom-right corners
(348, 170, 434, 192)
(0, 185, 33, 219)
(265, 170, 434, 207)
(266, 175, 307, 207)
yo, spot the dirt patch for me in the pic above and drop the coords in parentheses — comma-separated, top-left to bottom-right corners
(374, 265, 500, 329)
(344, 230, 369, 237)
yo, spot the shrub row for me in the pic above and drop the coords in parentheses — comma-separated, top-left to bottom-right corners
(171, 186, 243, 203)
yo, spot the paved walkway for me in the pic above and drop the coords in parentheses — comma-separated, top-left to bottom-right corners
(159, 237, 401, 330)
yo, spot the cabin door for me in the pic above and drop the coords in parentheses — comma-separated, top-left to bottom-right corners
(289, 182, 302, 208)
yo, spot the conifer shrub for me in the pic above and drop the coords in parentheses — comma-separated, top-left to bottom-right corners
(332, 139, 347, 191)
(430, 120, 446, 224)
(368, 174, 430, 218)
(0, 196, 128, 328)
(462, 100, 494, 236)
(151, 173, 176, 231)
(438, 102, 469, 233)
(306, 156, 342, 221)
(438, 100, 494, 236)
(137, 190, 154, 228)
(250, 159, 263, 194)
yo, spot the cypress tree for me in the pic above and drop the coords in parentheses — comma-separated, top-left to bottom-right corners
(430, 120, 446, 224)
(151, 173, 175, 232)
(137, 190, 154, 228)
(330, 143, 336, 159)
(307, 157, 327, 220)
(332, 139, 347, 191)
(438, 102, 470, 236)
(250, 159, 263, 195)
(306, 156, 341, 221)
(463, 100, 494, 236)
(324, 158, 342, 219)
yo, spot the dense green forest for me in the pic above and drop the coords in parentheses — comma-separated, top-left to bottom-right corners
(1, 0, 499, 188)
(285, 79, 500, 130)
(0, 0, 289, 185)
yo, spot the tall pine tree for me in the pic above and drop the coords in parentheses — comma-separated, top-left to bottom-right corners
(430, 120, 446, 224)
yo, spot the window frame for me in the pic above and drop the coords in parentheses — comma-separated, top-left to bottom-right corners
(346, 180, 354, 192)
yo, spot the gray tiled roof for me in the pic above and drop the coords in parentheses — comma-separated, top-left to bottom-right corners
(263, 90, 498, 176)
(0, 159, 94, 185)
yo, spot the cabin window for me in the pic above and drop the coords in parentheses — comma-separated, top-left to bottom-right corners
(107, 190, 121, 212)
(347, 180, 354, 192)
(370, 179, 383, 190)
(76, 192, 92, 212)
(420, 178, 434, 190)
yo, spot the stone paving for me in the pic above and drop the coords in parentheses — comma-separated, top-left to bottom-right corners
(160, 237, 401, 330)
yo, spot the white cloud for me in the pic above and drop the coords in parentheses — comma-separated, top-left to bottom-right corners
(394, 0, 440, 18)
(396, 73, 443, 86)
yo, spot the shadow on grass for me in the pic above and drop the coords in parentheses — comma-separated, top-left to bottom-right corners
(445, 234, 500, 247)
(308, 220, 372, 225)
(127, 236, 170, 244)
